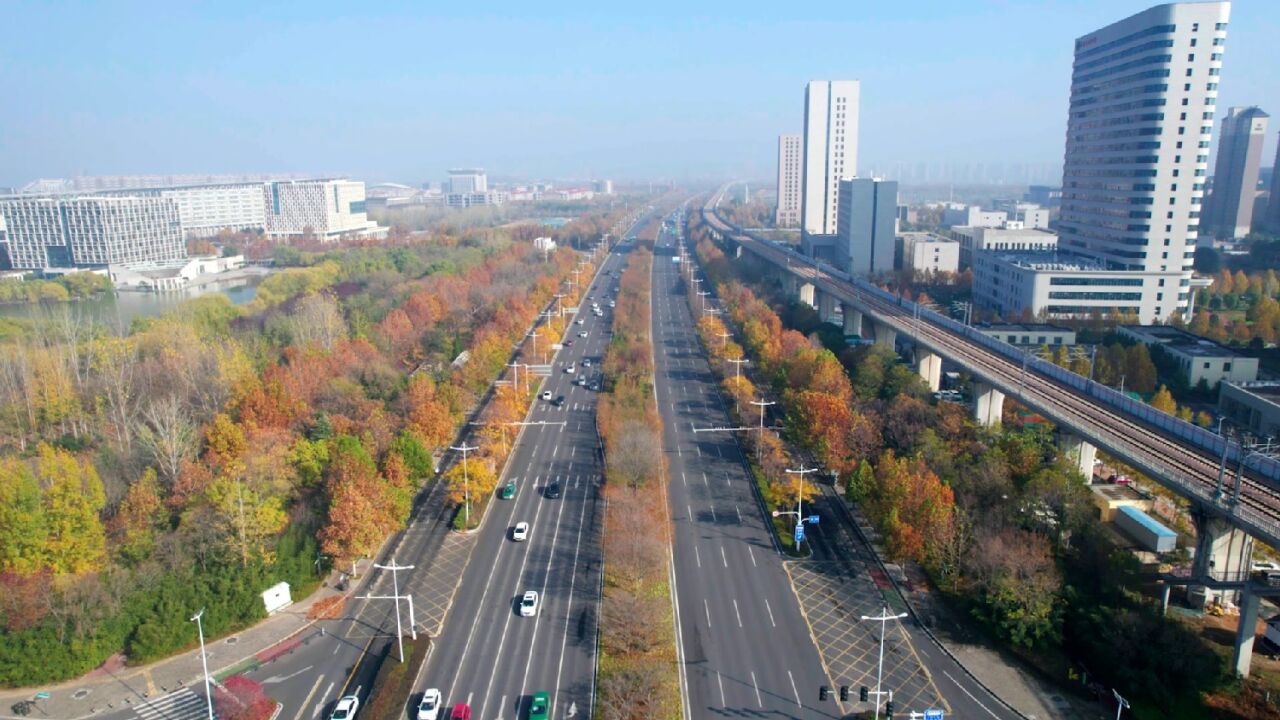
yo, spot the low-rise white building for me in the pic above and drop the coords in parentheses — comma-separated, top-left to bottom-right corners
(950, 225, 1059, 267)
(110, 254, 247, 291)
(446, 191, 508, 208)
(1118, 325, 1258, 389)
(898, 232, 959, 274)
(941, 203, 1007, 229)
(993, 201, 1051, 229)
(973, 251, 1187, 324)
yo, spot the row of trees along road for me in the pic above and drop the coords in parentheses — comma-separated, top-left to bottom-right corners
(595, 220, 681, 720)
(0, 209, 625, 687)
(685, 213, 1233, 715)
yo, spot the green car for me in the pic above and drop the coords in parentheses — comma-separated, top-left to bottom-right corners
(528, 692, 548, 720)
(500, 481, 517, 499)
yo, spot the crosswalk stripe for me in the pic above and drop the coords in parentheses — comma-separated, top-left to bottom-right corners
(134, 689, 207, 720)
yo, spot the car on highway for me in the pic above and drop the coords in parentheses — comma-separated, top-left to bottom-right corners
(582, 358, 591, 367)
(608, 299, 615, 307)
(578, 331, 588, 338)
(519, 590, 539, 617)
(565, 364, 575, 374)
(331, 696, 360, 720)
(512, 522, 529, 542)
(576, 376, 586, 387)
(565, 339, 573, 347)
(540, 391, 552, 401)
(545, 481, 561, 499)
(449, 705, 471, 720)
(576, 318, 585, 325)
(417, 689, 441, 720)
(500, 481, 517, 499)
(590, 382, 600, 392)
(528, 692, 549, 720)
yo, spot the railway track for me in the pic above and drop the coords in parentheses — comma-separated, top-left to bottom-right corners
(700, 203, 1280, 547)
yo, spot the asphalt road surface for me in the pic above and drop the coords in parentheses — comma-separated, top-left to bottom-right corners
(652, 214, 838, 720)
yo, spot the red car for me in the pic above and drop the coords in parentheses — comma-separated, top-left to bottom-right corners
(449, 705, 470, 720)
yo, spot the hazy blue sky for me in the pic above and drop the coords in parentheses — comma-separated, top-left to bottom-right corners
(2, 0, 1278, 187)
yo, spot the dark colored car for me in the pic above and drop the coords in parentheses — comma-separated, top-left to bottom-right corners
(552, 395, 566, 407)
(545, 481, 561, 499)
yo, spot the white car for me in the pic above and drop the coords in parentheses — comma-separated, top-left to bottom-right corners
(608, 300, 615, 308)
(576, 318, 585, 325)
(331, 696, 360, 720)
(578, 331, 588, 338)
(583, 359, 591, 367)
(540, 390, 552, 401)
(417, 689, 441, 720)
(565, 365, 575, 374)
(512, 522, 529, 542)
(519, 590, 539, 617)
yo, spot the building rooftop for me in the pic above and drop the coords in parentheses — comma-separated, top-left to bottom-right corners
(1228, 381, 1280, 403)
(1119, 324, 1245, 358)
(898, 232, 955, 244)
(993, 251, 1107, 272)
(976, 323, 1075, 334)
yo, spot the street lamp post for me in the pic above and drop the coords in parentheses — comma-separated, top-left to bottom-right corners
(698, 290, 711, 313)
(361, 559, 417, 662)
(718, 331, 733, 349)
(860, 607, 908, 720)
(190, 609, 214, 720)
(449, 443, 479, 527)
(1112, 689, 1130, 720)
(783, 466, 818, 542)
(749, 399, 776, 463)
(727, 357, 748, 381)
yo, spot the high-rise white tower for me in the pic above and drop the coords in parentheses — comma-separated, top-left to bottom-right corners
(775, 134, 802, 227)
(800, 80, 859, 239)
(1059, 1, 1230, 321)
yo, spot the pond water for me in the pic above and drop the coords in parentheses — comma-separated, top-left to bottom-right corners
(0, 275, 264, 328)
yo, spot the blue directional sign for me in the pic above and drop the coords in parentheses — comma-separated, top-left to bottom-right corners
(924, 709, 944, 720)
(34, 693, 50, 701)
(807, 515, 820, 525)
(794, 524, 805, 544)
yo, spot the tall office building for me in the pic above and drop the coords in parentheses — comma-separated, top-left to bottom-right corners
(1261, 134, 1280, 233)
(775, 134, 802, 227)
(1057, 1, 1231, 322)
(0, 195, 184, 270)
(800, 80, 859, 240)
(836, 178, 897, 276)
(448, 169, 488, 194)
(1203, 106, 1268, 240)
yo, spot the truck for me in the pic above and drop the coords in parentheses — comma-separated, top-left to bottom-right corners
(1113, 505, 1177, 553)
(672, 256, 681, 264)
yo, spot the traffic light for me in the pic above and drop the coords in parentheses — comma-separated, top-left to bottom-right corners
(819, 686, 828, 702)
(860, 686, 869, 702)
(840, 685, 849, 702)
(885, 700, 895, 718)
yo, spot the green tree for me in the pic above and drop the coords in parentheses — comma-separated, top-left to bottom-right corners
(37, 444, 106, 574)
(0, 457, 48, 573)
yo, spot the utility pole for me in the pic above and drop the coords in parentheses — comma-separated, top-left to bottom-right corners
(698, 290, 711, 313)
(860, 607, 908, 720)
(507, 361, 525, 392)
(359, 558, 417, 662)
(449, 443, 479, 527)
(718, 331, 733, 350)
(553, 293, 566, 318)
(726, 357, 748, 381)
(783, 466, 818, 544)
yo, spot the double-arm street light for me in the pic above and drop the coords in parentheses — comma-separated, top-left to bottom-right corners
(726, 357, 749, 381)
(861, 606, 908, 720)
(358, 558, 417, 662)
(779, 466, 819, 547)
(449, 443, 479, 526)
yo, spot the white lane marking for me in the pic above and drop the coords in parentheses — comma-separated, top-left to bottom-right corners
(694, 545, 701, 568)
(331, 642, 341, 655)
(751, 671, 763, 707)
(498, 695, 507, 718)
(732, 598, 743, 628)
(696, 445, 702, 458)
(681, 471, 687, 487)
(466, 693, 473, 710)
(704, 599, 712, 628)
(702, 472, 708, 488)
(550, 479, 593, 720)
(552, 444, 559, 458)
(944, 671, 1002, 718)
(726, 474, 731, 487)
(709, 503, 717, 523)
(294, 674, 325, 720)
(571, 444, 576, 457)
(736, 505, 743, 524)
(720, 546, 728, 568)
(314, 682, 335, 718)
(788, 671, 802, 709)
(764, 598, 776, 627)
(717, 672, 727, 707)
(687, 504, 693, 522)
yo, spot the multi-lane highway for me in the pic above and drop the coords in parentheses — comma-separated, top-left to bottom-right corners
(414, 226, 640, 719)
(652, 214, 836, 719)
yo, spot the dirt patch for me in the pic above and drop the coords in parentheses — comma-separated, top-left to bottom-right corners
(306, 595, 347, 620)
(82, 652, 127, 679)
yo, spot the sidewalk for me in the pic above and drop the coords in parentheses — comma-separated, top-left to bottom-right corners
(0, 571, 359, 720)
(838, 494, 1101, 720)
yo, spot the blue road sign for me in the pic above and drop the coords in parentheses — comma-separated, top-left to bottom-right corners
(807, 515, 820, 524)
(34, 693, 50, 700)
(924, 709, 944, 720)
(794, 524, 805, 544)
